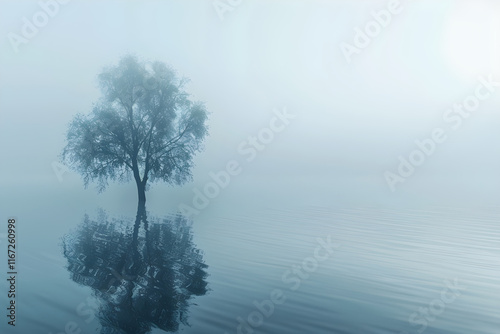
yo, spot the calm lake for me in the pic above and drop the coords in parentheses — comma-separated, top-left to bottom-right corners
(5, 187, 500, 334)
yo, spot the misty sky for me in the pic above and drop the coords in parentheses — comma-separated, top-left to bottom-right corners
(1, 0, 499, 216)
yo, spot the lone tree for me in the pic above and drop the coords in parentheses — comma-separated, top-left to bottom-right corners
(62, 55, 208, 204)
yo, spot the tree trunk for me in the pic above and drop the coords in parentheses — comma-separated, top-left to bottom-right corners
(132, 157, 146, 205)
(136, 180, 146, 204)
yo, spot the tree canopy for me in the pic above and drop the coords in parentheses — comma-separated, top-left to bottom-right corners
(62, 55, 209, 203)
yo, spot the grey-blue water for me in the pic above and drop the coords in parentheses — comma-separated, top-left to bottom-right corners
(2, 189, 499, 334)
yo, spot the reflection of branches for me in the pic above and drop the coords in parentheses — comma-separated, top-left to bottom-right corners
(62, 206, 208, 334)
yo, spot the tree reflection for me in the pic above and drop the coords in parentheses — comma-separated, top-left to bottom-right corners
(62, 204, 208, 333)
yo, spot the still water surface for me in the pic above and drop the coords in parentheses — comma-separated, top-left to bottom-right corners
(7, 200, 500, 334)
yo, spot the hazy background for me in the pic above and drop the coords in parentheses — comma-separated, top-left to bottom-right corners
(1, 2, 499, 334)
(1, 0, 499, 218)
